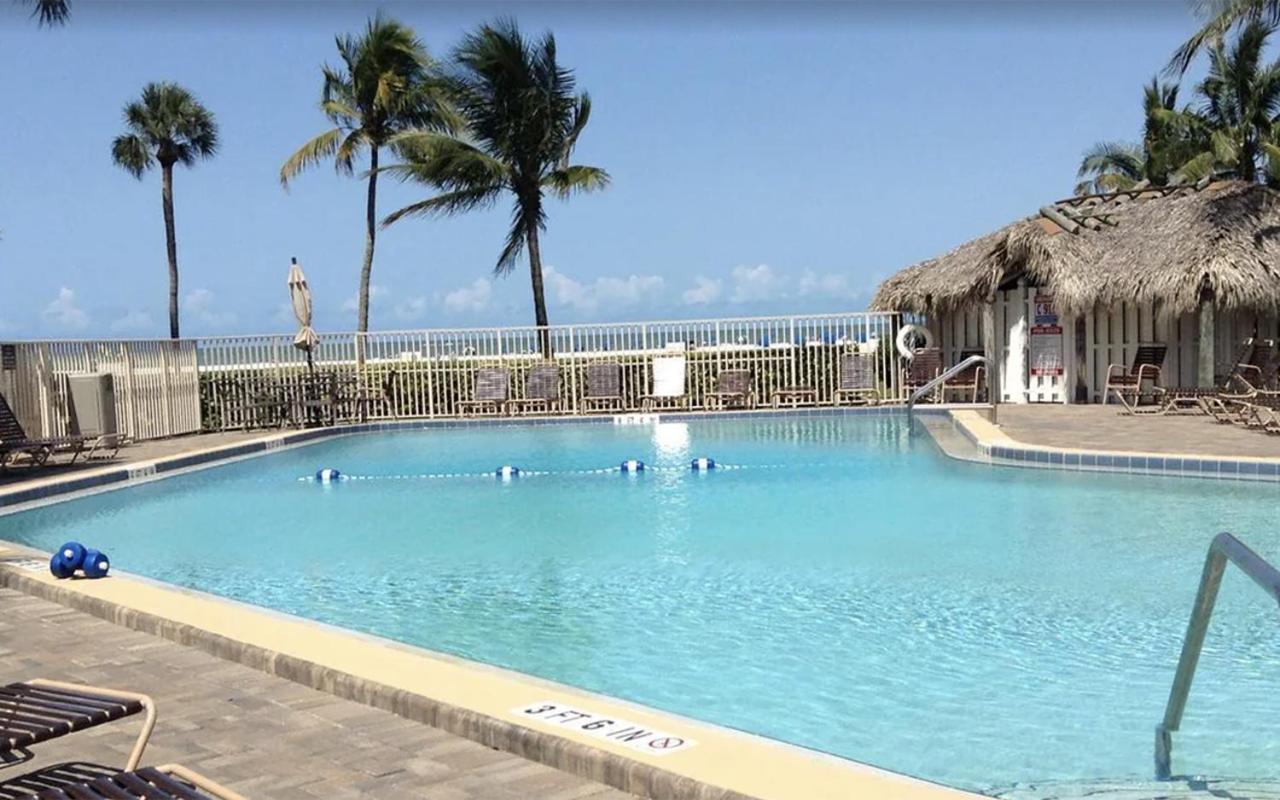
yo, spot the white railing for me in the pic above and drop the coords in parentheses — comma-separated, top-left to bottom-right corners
(197, 312, 906, 428)
(0, 339, 201, 441)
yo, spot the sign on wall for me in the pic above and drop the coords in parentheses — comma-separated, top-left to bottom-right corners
(1030, 295, 1063, 377)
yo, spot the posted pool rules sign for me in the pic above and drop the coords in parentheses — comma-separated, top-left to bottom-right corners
(514, 701, 697, 756)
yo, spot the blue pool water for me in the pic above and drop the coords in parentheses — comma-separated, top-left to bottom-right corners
(2, 416, 1279, 792)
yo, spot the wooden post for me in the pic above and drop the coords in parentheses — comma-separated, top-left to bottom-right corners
(1198, 296, 1215, 388)
(981, 299, 997, 405)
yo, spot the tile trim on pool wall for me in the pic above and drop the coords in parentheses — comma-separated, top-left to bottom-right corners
(947, 410, 1280, 482)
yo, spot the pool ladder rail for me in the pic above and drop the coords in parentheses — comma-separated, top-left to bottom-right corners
(905, 354, 990, 423)
(1155, 532, 1280, 780)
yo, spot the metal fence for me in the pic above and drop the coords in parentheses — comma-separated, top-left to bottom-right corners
(0, 312, 907, 439)
(197, 312, 906, 429)
(0, 339, 201, 441)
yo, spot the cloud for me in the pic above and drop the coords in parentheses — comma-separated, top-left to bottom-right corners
(394, 295, 428, 322)
(543, 266, 665, 314)
(342, 285, 387, 314)
(797, 269, 859, 299)
(42, 287, 89, 330)
(681, 276, 723, 306)
(183, 288, 238, 328)
(109, 310, 153, 333)
(443, 279, 493, 314)
(729, 264, 786, 303)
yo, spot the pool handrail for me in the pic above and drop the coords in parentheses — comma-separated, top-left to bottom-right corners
(905, 354, 988, 421)
(1155, 532, 1280, 779)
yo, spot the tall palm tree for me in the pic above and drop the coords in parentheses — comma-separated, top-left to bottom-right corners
(1172, 0, 1274, 74)
(1171, 21, 1280, 183)
(384, 18, 609, 356)
(280, 15, 447, 335)
(111, 82, 218, 339)
(1075, 79, 1205, 193)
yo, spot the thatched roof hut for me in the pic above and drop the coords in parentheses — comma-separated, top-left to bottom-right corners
(872, 180, 1280, 317)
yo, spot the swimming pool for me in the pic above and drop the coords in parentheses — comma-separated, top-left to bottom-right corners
(2, 415, 1278, 793)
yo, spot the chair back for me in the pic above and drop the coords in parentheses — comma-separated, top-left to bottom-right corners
(473, 368, 510, 402)
(949, 350, 984, 384)
(1129, 344, 1167, 375)
(716, 369, 753, 396)
(0, 392, 29, 443)
(586, 362, 622, 398)
(525, 364, 560, 401)
(908, 348, 944, 383)
(1249, 339, 1279, 389)
(839, 353, 876, 391)
(651, 355, 687, 398)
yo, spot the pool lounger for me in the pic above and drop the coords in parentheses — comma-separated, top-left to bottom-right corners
(0, 680, 156, 771)
(20, 763, 247, 800)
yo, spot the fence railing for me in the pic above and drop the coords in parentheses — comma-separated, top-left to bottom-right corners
(0, 312, 906, 438)
(197, 312, 905, 428)
(0, 339, 201, 441)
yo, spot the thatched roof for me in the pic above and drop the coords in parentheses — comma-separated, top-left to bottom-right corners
(871, 180, 1280, 316)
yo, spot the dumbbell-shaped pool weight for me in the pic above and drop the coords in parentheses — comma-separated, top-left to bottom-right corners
(81, 549, 110, 578)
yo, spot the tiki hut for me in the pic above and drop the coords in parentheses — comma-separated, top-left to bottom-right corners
(871, 179, 1280, 402)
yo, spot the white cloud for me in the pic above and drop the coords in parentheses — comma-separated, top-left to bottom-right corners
(797, 269, 858, 299)
(43, 287, 89, 330)
(443, 279, 493, 314)
(183, 288, 238, 328)
(109, 310, 153, 333)
(681, 276, 723, 306)
(394, 295, 428, 322)
(543, 266, 665, 314)
(342, 285, 387, 314)
(729, 264, 786, 303)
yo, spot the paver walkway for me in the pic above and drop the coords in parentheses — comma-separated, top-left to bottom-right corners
(0, 588, 633, 799)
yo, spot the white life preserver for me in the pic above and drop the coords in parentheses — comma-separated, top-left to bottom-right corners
(895, 324, 935, 360)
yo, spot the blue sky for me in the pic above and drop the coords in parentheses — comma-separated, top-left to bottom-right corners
(2, 1, 1204, 338)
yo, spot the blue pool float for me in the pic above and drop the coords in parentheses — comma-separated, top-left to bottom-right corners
(495, 465, 521, 480)
(315, 467, 342, 483)
(620, 459, 645, 473)
(691, 457, 716, 471)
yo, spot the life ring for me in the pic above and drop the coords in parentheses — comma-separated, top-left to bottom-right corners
(895, 325, 934, 360)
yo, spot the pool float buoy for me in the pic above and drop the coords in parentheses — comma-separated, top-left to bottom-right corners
(620, 459, 645, 473)
(690, 457, 716, 471)
(895, 324, 934, 360)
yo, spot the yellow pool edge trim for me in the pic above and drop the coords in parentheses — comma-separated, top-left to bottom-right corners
(0, 543, 977, 800)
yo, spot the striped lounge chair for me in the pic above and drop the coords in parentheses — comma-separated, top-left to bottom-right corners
(709, 369, 754, 409)
(457, 368, 511, 417)
(835, 353, 880, 405)
(582, 363, 623, 412)
(1104, 344, 1167, 412)
(1, 680, 156, 771)
(510, 364, 561, 415)
(0, 393, 94, 468)
(1, 762, 247, 800)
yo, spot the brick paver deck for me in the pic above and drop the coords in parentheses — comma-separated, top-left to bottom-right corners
(0, 588, 633, 799)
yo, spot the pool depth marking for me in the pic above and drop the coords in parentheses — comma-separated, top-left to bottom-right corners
(515, 700, 697, 756)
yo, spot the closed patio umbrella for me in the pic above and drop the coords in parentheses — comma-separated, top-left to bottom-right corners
(288, 256, 319, 373)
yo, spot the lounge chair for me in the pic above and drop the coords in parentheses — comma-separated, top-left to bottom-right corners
(457, 368, 510, 416)
(582, 362, 623, 412)
(641, 354, 687, 411)
(1105, 344, 1167, 412)
(1196, 339, 1279, 420)
(1, 680, 155, 771)
(709, 369, 754, 409)
(835, 352, 880, 405)
(902, 348, 944, 402)
(0, 394, 95, 468)
(1, 762, 247, 800)
(509, 364, 561, 415)
(940, 350, 985, 403)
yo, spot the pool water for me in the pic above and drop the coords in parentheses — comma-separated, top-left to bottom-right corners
(2, 416, 1279, 793)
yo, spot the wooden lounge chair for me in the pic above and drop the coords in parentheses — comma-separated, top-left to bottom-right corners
(3, 762, 247, 800)
(709, 369, 754, 409)
(834, 352, 880, 405)
(582, 363, 623, 412)
(0, 394, 93, 468)
(457, 368, 510, 417)
(902, 348, 944, 402)
(1, 680, 155, 771)
(641, 354, 687, 411)
(1105, 344, 1167, 412)
(509, 364, 561, 415)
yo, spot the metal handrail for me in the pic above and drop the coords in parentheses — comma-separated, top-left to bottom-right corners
(905, 354, 988, 421)
(1155, 533, 1280, 779)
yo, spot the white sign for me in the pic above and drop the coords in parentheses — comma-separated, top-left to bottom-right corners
(1030, 324, 1064, 376)
(514, 700, 696, 756)
(613, 413, 658, 426)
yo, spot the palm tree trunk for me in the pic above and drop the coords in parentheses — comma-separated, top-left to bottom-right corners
(358, 146, 379, 334)
(161, 162, 180, 339)
(525, 223, 552, 358)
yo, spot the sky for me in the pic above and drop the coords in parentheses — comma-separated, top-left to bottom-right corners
(1, 0, 1209, 339)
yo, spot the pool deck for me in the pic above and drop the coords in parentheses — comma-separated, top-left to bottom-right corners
(0, 586, 635, 800)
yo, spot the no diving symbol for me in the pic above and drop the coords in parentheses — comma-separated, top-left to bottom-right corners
(647, 736, 685, 750)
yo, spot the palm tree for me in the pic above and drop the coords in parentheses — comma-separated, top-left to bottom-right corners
(1172, 0, 1274, 73)
(280, 15, 447, 335)
(111, 82, 218, 339)
(1171, 20, 1280, 184)
(1075, 79, 1205, 193)
(21, 0, 69, 25)
(384, 18, 609, 356)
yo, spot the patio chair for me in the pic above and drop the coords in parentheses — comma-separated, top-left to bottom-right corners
(0, 762, 247, 800)
(1161, 339, 1277, 419)
(0, 393, 92, 468)
(509, 364, 561, 415)
(1104, 344, 1167, 412)
(457, 368, 510, 416)
(0, 679, 155, 771)
(941, 350, 985, 403)
(582, 363, 623, 412)
(902, 348, 944, 402)
(641, 354, 687, 411)
(709, 369, 755, 409)
(356, 369, 399, 422)
(835, 352, 880, 406)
